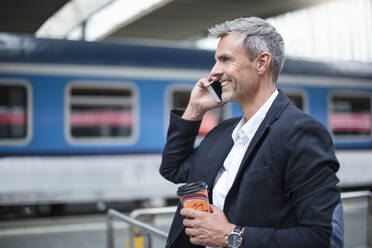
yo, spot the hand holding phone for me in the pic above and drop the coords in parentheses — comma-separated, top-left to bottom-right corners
(207, 81, 222, 103)
(182, 80, 222, 120)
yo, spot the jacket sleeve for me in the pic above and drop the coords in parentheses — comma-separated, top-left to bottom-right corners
(242, 118, 342, 248)
(159, 109, 202, 184)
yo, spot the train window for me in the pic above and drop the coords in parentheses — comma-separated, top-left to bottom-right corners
(284, 91, 306, 111)
(66, 83, 137, 143)
(330, 94, 371, 137)
(0, 83, 31, 144)
(168, 86, 227, 136)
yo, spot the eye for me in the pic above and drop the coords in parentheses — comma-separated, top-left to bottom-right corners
(219, 55, 230, 62)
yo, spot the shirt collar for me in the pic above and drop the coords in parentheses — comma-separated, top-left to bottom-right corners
(232, 89, 279, 143)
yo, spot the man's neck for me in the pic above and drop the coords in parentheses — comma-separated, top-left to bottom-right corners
(239, 85, 276, 121)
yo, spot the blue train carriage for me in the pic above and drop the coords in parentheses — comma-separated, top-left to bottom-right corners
(0, 33, 371, 210)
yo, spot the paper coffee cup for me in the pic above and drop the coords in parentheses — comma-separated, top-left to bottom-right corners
(177, 182, 210, 213)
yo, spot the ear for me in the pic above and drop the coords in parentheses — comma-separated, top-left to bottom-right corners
(256, 52, 271, 76)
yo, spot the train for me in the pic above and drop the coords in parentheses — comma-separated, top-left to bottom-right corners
(0, 33, 372, 214)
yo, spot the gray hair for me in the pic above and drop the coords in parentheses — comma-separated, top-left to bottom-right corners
(208, 17, 285, 82)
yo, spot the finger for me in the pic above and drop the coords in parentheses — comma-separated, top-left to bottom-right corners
(183, 218, 193, 227)
(190, 235, 204, 246)
(180, 207, 200, 219)
(184, 227, 195, 236)
(196, 78, 210, 88)
(190, 236, 197, 244)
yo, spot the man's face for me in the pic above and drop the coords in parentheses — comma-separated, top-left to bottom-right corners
(209, 32, 258, 104)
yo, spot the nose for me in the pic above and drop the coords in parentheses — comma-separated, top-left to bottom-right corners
(208, 62, 223, 82)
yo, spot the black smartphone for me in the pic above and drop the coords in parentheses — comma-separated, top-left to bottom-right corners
(207, 81, 222, 102)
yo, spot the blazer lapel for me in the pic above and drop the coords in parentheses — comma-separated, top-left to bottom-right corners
(205, 120, 237, 200)
(230, 90, 290, 190)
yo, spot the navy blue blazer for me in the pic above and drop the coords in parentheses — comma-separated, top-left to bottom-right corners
(160, 90, 341, 248)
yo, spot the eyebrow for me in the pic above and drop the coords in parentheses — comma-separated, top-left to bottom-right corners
(216, 54, 230, 61)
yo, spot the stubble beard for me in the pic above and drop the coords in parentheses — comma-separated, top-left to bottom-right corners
(221, 80, 241, 103)
(222, 79, 255, 105)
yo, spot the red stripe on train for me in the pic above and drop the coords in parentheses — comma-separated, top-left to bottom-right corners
(70, 111, 132, 126)
(330, 113, 371, 132)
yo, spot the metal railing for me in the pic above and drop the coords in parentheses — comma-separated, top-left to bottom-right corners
(128, 206, 177, 248)
(107, 191, 372, 248)
(106, 207, 176, 248)
(341, 190, 372, 247)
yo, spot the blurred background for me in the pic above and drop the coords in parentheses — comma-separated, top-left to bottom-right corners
(0, 0, 371, 247)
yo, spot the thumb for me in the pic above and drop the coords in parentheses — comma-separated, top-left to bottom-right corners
(197, 78, 210, 88)
(209, 204, 223, 214)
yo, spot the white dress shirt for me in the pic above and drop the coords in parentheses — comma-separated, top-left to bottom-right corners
(206, 90, 278, 248)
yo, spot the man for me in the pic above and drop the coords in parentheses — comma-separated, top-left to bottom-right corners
(160, 17, 343, 248)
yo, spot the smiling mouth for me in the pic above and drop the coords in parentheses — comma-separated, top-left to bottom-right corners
(221, 81, 231, 87)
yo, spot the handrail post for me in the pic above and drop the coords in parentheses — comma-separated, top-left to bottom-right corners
(106, 215, 114, 248)
(341, 191, 372, 248)
(147, 232, 152, 248)
(368, 193, 372, 248)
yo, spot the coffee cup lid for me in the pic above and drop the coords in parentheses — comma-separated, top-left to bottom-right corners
(177, 182, 208, 196)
